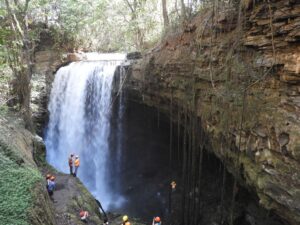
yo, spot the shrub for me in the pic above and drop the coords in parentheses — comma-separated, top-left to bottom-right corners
(0, 149, 42, 225)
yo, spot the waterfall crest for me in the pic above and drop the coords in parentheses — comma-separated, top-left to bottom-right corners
(45, 57, 125, 208)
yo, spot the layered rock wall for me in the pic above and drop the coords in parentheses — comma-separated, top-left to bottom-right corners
(125, 1, 300, 224)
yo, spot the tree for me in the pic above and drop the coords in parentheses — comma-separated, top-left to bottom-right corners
(124, 0, 146, 50)
(4, 0, 34, 131)
(162, 0, 169, 28)
(180, 0, 186, 22)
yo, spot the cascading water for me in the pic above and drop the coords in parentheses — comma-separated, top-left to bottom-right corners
(45, 54, 125, 209)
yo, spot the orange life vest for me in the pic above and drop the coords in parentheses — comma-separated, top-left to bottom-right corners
(75, 159, 80, 167)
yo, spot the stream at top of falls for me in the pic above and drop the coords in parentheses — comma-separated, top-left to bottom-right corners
(45, 54, 126, 210)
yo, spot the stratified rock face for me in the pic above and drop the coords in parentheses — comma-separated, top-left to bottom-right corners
(125, 1, 300, 224)
(33, 48, 64, 135)
(67, 52, 87, 62)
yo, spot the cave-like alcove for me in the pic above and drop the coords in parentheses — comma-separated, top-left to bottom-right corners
(106, 94, 286, 225)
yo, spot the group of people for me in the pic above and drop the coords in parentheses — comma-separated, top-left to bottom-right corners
(77, 211, 162, 224)
(46, 174, 56, 200)
(45, 154, 163, 225)
(68, 153, 80, 177)
(45, 153, 80, 200)
(121, 215, 161, 225)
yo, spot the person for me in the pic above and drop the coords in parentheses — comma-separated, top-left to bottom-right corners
(68, 154, 74, 175)
(122, 215, 130, 225)
(170, 181, 176, 191)
(74, 155, 80, 177)
(46, 174, 52, 191)
(152, 217, 161, 225)
(46, 174, 51, 181)
(47, 176, 56, 200)
(169, 181, 176, 214)
(46, 174, 51, 185)
(79, 210, 89, 223)
(103, 217, 109, 225)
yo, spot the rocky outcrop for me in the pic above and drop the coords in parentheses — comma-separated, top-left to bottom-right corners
(32, 46, 65, 134)
(0, 113, 55, 225)
(67, 52, 87, 62)
(0, 111, 107, 225)
(125, 1, 300, 224)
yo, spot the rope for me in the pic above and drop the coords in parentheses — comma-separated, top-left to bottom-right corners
(106, 65, 129, 113)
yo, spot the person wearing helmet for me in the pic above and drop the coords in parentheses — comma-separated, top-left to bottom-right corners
(47, 176, 56, 200)
(46, 173, 52, 185)
(46, 174, 51, 189)
(79, 210, 89, 222)
(103, 217, 109, 225)
(74, 155, 80, 177)
(152, 217, 161, 225)
(68, 153, 74, 175)
(121, 215, 130, 225)
(46, 174, 51, 180)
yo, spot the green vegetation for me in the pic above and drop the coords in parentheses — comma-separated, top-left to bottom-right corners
(0, 147, 42, 225)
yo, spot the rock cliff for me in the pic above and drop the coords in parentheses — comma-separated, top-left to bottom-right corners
(125, 1, 300, 224)
(0, 113, 55, 225)
(0, 110, 109, 225)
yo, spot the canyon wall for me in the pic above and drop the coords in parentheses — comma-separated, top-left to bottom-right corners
(125, 1, 300, 224)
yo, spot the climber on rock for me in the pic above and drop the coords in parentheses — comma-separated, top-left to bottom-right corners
(152, 217, 161, 225)
(122, 215, 131, 225)
(46, 174, 51, 189)
(74, 155, 80, 177)
(68, 153, 74, 175)
(103, 217, 109, 225)
(47, 176, 56, 200)
(79, 210, 89, 223)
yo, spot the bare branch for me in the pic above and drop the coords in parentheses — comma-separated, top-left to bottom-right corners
(5, 0, 24, 38)
(124, 0, 135, 14)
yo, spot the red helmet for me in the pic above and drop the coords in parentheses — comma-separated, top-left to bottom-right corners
(46, 174, 51, 179)
(79, 211, 85, 217)
(154, 217, 161, 222)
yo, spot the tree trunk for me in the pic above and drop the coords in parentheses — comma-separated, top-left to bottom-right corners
(5, 0, 34, 132)
(162, 0, 169, 28)
(180, 0, 186, 22)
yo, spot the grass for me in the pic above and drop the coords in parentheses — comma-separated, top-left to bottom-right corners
(0, 144, 42, 225)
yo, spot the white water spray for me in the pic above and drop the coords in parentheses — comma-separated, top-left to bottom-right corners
(45, 54, 125, 208)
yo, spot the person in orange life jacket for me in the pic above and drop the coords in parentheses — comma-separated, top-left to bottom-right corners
(79, 210, 89, 222)
(121, 215, 130, 225)
(68, 153, 74, 175)
(152, 217, 161, 225)
(73, 155, 80, 177)
(47, 176, 56, 199)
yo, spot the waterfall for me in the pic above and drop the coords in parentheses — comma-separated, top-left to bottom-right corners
(45, 54, 125, 209)
(116, 67, 126, 169)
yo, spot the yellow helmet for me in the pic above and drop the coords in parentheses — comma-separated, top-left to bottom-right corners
(123, 215, 128, 222)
